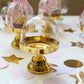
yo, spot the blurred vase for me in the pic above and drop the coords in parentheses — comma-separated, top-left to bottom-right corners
(5, 0, 34, 49)
(39, 0, 61, 20)
(5, 0, 33, 31)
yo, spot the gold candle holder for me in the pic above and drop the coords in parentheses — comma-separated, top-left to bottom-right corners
(19, 16, 59, 74)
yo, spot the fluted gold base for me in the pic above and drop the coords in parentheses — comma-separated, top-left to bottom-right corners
(27, 55, 51, 74)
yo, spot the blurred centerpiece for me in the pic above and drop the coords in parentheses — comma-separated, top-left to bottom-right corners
(5, 0, 33, 49)
(20, 15, 59, 74)
(39, 0, 68, 24)
(39, 0, 61, 20)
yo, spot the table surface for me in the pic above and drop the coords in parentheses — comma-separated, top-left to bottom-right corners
(0, 16, 84, 84)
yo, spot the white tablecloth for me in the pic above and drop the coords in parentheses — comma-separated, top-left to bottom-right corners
(0, 16, 84, 84)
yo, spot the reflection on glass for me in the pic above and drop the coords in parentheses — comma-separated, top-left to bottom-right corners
(39, 0, 61, 20)
(1, 6, 8, 21)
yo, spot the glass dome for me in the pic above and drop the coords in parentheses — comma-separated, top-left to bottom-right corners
(19, 15, 59, 74)
(5, 0, 33, 32)
(39, 0, 61, 20)
(20, 15, 59, 54)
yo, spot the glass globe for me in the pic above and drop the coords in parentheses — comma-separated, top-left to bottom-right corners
(5, 0, 33, 49)
(5, 0, 33, 32)
(20, 15, 59, 74)
(38, 0, 61, 20)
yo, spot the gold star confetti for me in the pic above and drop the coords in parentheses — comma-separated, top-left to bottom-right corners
(71, 42, 84, 48)
(64, 28, 74, 33)
(3, 55, 24, 64)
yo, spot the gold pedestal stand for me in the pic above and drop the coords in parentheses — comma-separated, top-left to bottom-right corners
(20, 36, 59, 74)
(28, 55, 51, 74)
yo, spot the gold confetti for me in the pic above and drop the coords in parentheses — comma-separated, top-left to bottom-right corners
(64, 28, 74, 33)
(3, 55, 24, 64)
(71, 42, 84, 48)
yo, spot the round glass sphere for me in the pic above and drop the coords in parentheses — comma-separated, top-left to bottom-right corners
(20, 15, 59, 54)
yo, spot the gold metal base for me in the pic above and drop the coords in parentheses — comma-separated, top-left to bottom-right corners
(11, 33, 20, 49)
(27, 55, 51, 74)
(20, 36, 59, 74)
(5, 24, 21, 33)
(44, 12, 61, 20)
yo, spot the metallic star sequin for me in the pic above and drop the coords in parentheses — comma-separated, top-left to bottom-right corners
(64, 28, 74, 33)
(71, 42, 84, 48)
(3, 55, 24, 64)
